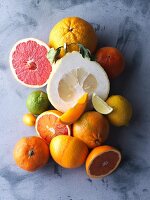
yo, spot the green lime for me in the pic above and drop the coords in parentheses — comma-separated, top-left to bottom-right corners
(26, 90, 51, 115)
(92, 93, 113, 115)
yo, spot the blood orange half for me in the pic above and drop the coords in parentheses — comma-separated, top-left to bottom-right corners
(35, 110, 71, 144)
(9, 38, 52, 88)
(86, 145, 121, 178)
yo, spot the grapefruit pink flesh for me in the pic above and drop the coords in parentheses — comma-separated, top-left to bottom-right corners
(10, 38, 52, 88)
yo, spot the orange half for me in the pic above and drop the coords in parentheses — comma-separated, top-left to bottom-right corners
(59, 93, 88, 125)
(86, 145, 121, 178)
(35, 110, 71, 144)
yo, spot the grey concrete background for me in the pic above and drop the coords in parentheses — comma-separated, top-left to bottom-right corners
(0, 0, 150, 199)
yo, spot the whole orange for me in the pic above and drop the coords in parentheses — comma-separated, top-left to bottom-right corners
(13, 136, 50, 172)
(73, 111, 109, 148)
(96, 47, 125, 79)
(50, 135, 88, 168)
(49, 16, 97, 57)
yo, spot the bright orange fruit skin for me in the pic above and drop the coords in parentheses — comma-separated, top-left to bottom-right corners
(59, 93, 88, 125)
(96, 47, 125, 79)
(13, 136, 50, 172)
(50, 135, 89, 168)
(73, 111, 109, 148)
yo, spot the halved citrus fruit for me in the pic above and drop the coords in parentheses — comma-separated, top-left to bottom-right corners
(86, 145, 121, 178)
(47, 51, 110, 112)
(59, 93, 88, 125)
(35, 110, 71, 144)
(92, 93, 113, 114)
(9, 38, 52, 88)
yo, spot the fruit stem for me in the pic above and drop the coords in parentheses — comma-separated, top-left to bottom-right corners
(56, 42, 78, 51)
(95, 140, 101, 145)
(28, 149, 34, 157)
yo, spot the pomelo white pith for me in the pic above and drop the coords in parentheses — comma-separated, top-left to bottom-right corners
(9, 38, 52, 88)
(47, 52, 110, 113)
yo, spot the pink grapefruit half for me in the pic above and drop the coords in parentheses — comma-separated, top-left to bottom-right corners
(9, 38, 52, 88)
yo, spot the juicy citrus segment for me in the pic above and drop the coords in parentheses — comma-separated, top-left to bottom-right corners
(59, 93, 88, 125)
(9, 38, 52, 88)
(92, 93, 113, 114)
(35, 110, 71, 144)
(86, 145, 121, 178)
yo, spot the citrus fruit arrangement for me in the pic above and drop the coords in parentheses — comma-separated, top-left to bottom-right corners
(11, 17, 132, 179)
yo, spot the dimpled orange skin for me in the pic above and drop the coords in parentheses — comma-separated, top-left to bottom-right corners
(86, 145, 121, 178)
(50, 135, 89, 168)
(96, 47, 125, 79)
(73, 111, 109, 149)
(13, 136, 50, 172)
(49, 17, 97, 57)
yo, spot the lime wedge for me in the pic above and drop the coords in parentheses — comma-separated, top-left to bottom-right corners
(92, 93, 113, 114)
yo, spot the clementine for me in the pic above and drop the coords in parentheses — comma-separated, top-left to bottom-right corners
(49, 16, 97, 57)
(96, 47, 125, 79)
(73, 111, 109, 148)
(13, 136, 50, 172)
(50, 135, 88, 168)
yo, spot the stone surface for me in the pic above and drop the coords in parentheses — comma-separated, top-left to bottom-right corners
(0, 0, 150, 199)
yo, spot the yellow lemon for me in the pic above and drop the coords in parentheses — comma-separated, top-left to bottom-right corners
(23, 113, 36, 126)
(106, 95, 132, 126)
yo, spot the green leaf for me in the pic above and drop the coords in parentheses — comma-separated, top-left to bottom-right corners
(47, 48, 61, 64)
(78, 44, 92, 60)
(55, 47, 61, 58)
(90, 54, 96, 61)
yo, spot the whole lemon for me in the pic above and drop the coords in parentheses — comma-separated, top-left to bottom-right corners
(106, 95, 132, 126)
(23, 113, 36, 126)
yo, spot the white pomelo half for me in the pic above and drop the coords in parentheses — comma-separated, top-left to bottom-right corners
(47, 52, 110, 113)
(9, 38, 52, 88)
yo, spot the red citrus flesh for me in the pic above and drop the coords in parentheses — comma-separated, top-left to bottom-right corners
(10, 38, 52, 88)
(89, 151, 119, 176)
(36, 111, 71, 144)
